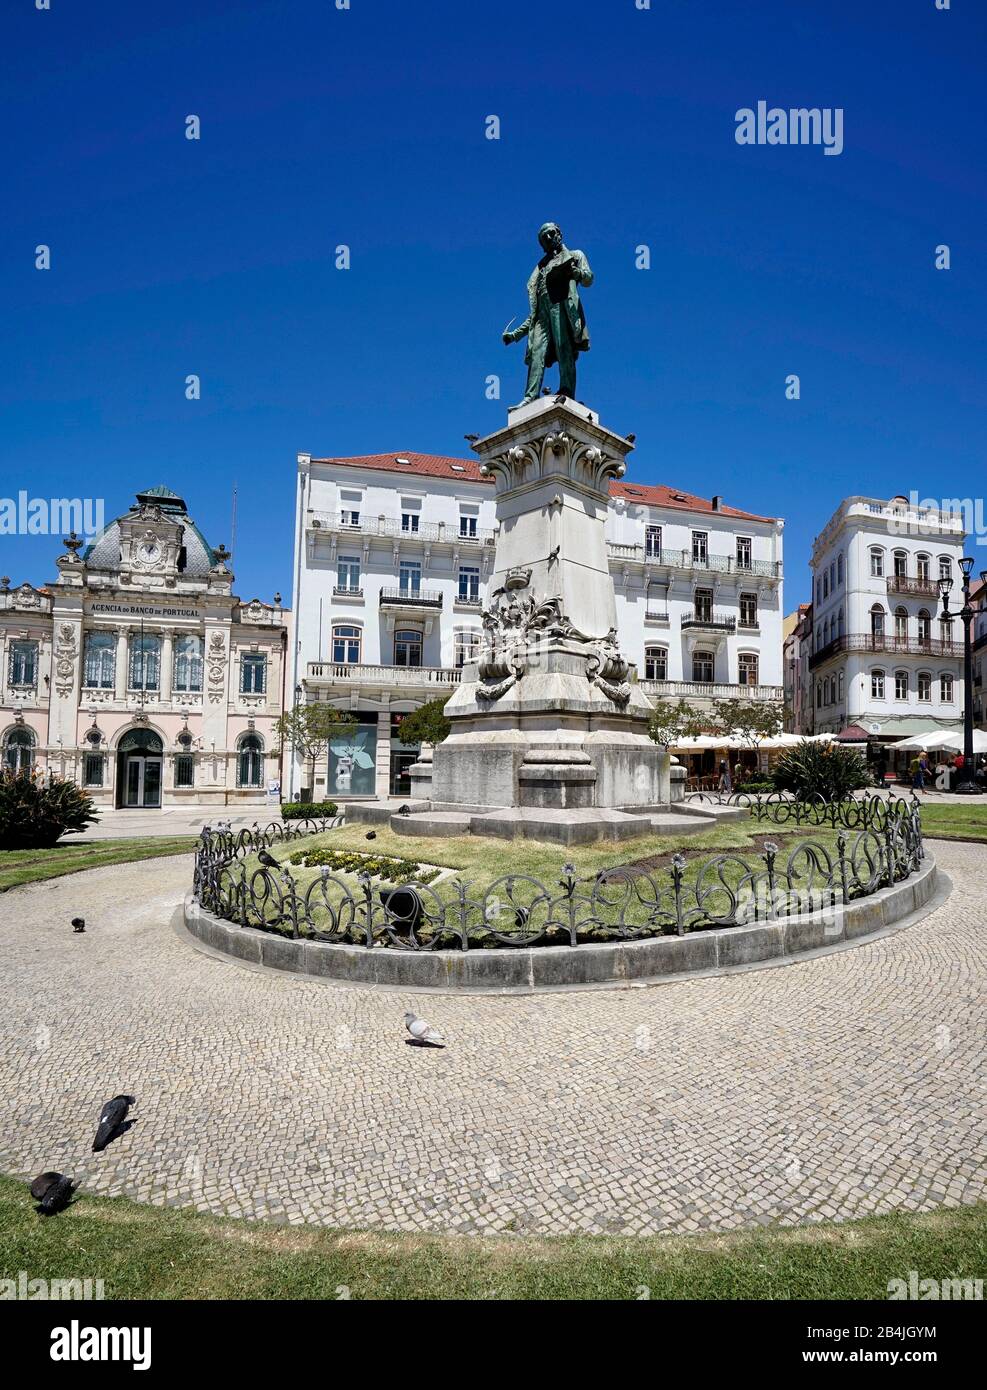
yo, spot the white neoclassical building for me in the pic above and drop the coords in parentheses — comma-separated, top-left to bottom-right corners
(808, 495, 966, 741)
(0, 486, 288, 808)
(289, 450, 785, 801)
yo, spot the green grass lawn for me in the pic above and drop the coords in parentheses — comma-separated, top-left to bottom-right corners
(234, 818, 877, 942)
(919, 803, 987, 843)
(0, 838, 197, 891)
(0, 1176, 983, 1300)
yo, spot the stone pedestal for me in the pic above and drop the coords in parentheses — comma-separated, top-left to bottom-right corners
(427, 396, 669, 840)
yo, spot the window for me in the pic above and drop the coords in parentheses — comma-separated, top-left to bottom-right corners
(174, 753, 194, 788)
(454, 630, 480, 668)
(129, 635, 160, 691)
(691, 530, 708, 564)
(736, 536, 752, 569)
(939, 556, 952, 582)
(893, 550, 908, 578)
(240, 652, 267, 694)
(337, 556, 361, 592)
(399, 561, 421, 595)
(837, 553, 845, 585)
(644, 646, 667, 680)
(394, 629, 423, 667)
(816, 682, 823, 709)
(739, 593, 757, 628)
(838, 670, 845, 701)
(823, 572, 829, 599)
(871, 669, 886, 700)
(837, 607, 845, 636)
(870, 548, 884, 578)
(82, 751, 105, 787)
(83, 632, 115, 689)
(692, 651, 714, 683)
(331, 625, 361, 664)
(738, 653, 759, 687)
(645, 525, 662, 559)
(646, 580, 668, 617)
(457, 566, 480, 602)
(918, 671, 932, 702)
(940, 673, 954, 703)
(459, 510, 478, 538)
(339, 491, 361, 528)
(401, 509, 420, 534)
(917, 610, 932, 645)
(870, 605, 886, 639)
(894, 607, 908, 642)
(917, 554, 931, 583)
(8, 640, 38, 687)
(694, 587, 713, 622)
(2, 728, 34, 773)
(174, 635, 203, 692)
(894, 671, 908, 701)
(236, 733, 264, 788)
(939, 616, 952, 645)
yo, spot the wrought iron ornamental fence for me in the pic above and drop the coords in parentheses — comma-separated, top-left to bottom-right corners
(190, 795, 924, 953)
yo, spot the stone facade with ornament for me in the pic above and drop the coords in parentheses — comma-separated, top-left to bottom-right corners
(0, 486, 289, 808)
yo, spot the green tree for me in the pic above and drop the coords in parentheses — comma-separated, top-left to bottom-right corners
(274, 702, 357, 796)
(397, 695, 453, 748)
(710, 698, 784, 750)
(648, 698, 704, 748)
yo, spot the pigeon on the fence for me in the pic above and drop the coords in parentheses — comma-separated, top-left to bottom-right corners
(31, 1172, 75, 1216)
(404, 1012, 446, 1048)
(71, 917, 86, 933)
(92, 1094, 136, 1152)
(258, 850, 279, 869)
(365, 831, 377, 840)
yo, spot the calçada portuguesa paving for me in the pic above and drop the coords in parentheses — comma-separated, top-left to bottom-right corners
(0, 842, 984, 1235)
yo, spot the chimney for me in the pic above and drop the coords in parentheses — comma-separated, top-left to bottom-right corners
(712, 495, 723, 511)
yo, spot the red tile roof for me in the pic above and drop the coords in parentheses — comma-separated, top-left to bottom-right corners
(311, 453, 778, 522)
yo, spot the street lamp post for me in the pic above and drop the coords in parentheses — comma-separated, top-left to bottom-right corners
(938, 557, 987, 795)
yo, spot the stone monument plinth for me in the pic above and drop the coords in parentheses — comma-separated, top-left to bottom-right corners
(422, 396, 671, 843)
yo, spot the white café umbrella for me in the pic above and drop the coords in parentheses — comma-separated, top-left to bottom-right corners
(890, 727, 987, 754)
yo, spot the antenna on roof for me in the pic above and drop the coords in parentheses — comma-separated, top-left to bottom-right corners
(230, 483, 238, 568)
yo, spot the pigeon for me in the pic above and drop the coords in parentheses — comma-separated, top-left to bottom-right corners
(92, 1094, 135, 1152)
(365, 831, 377, 840)
(258, 849, 279, 869)
(626, 433, 636, 444)
(463, 433, 480, 443)
(71, 917, 85, 933)
(397, 804, 411, 817)
(404, 1012, 445, 1048)
(31, 1172, 75, 1216)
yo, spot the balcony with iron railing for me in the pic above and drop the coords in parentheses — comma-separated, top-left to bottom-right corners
(378, 587, 443, 610)
(886, 575, 941, 597)
(305, 662, 462, 688)
(809, 633, 963, 668)
(606, 542, 781, 579)
(307, 512, 496, 546)
(681, 610, 737, 633)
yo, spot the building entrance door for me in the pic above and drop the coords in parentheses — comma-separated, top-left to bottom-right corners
(124, 755, 162, 808)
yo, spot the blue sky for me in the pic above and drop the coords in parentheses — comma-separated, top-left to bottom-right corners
(2, 0, 984, 606)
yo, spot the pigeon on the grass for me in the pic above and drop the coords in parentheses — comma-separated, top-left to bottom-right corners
(258, 849, 279, 869)
(31, 1172, 75, 1216)
(92, 1094, 136, 1152)
(404, 1012, 446, 1047)
(71, 917, 85, 933)
(365, 830, 377, 840)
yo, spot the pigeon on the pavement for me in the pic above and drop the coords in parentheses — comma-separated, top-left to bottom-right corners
(31, 1172, 75, 1216)
(92, 1094, 135, 1152)
(404, 1012, 446, 1047)
(71, 917, 85, 933)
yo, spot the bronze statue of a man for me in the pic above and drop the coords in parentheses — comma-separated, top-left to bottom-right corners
(502, 223, 593, 406)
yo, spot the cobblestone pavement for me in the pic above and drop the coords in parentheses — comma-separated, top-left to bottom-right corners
(1, 842, 984, 1235)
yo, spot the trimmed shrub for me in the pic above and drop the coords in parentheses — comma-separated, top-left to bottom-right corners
(281, 801, 338, 820)
(0, 770, 99, 849)
(772, 740, 870, 803)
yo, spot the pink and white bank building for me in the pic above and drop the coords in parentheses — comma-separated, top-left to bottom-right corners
(0, 487, 289, 809)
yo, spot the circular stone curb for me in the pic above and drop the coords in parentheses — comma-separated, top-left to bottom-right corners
(182, 854, 939, 993)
